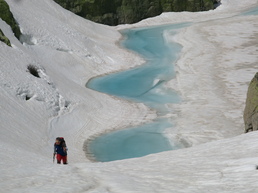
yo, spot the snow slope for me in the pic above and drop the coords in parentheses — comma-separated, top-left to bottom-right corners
(0, 0, 258, 192)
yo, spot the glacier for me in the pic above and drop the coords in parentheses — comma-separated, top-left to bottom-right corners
(0, 0, 258, 192)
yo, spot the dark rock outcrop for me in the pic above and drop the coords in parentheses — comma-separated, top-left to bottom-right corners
(0, 0, 21, 39)
(0, 28, 11, 46)
(54, 0, 220, 26)
(244, 72, 258, 133)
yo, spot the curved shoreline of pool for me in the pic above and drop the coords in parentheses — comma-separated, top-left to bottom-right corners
(85, 23, 190, 162)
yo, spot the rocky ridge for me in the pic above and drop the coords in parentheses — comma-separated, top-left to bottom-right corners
(244, 72, 258, 133)
(53, 0, 221, 25)
(0, 0, 21, 46)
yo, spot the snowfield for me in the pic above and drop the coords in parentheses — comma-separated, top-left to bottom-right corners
(0, 0, 258, 192)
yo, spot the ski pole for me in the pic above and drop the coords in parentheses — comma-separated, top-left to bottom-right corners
(53, 153, 56, 163)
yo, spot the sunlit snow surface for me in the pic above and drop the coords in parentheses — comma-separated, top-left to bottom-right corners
(0, 0, 258, 192)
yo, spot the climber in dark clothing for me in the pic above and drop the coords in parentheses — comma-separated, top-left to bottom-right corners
(54, 137, 68, 164)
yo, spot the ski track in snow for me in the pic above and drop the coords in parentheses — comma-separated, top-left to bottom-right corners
(0, 0, 258, 192)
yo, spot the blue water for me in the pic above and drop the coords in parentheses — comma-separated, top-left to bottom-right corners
(89, 119, 180, 162)
(88, 23, 189, 111)
(241, 6, 258, 16)
(87, 23, 189, 162)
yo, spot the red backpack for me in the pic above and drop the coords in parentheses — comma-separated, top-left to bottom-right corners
(56, 137, 66, 147)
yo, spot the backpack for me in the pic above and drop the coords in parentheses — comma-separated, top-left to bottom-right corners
(56, 137, 66, 147)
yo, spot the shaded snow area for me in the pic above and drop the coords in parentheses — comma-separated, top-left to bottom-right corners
(0, 0, 258, 192)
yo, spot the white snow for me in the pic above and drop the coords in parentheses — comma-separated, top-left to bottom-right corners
(0, 0, 258, 192)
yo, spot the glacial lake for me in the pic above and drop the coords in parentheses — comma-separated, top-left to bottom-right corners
(86, 23, 189, 162)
